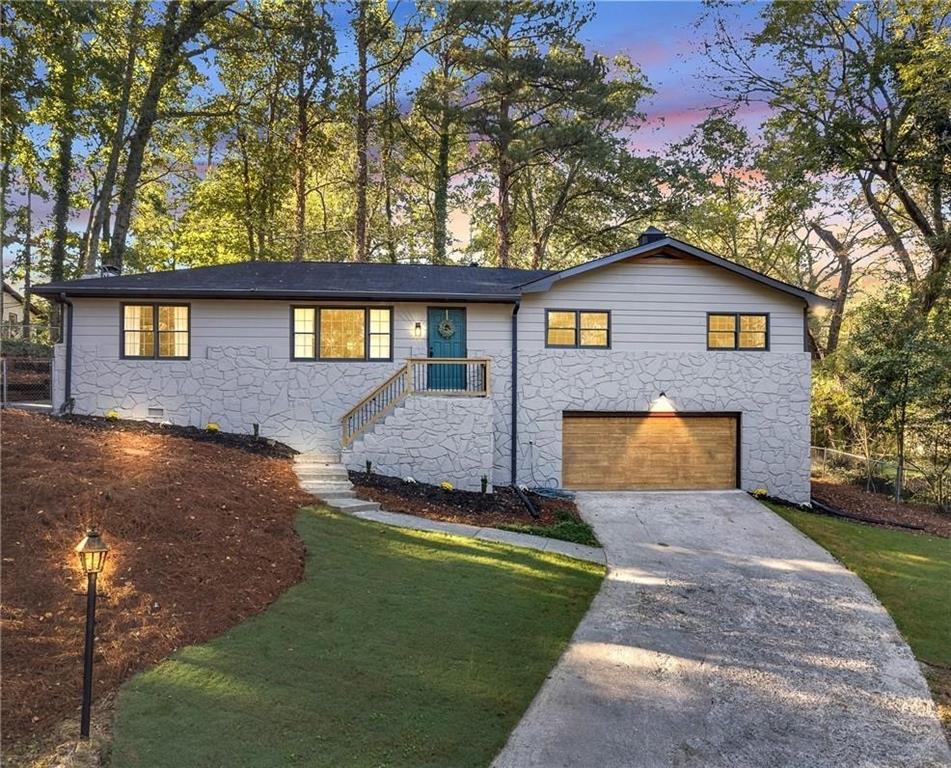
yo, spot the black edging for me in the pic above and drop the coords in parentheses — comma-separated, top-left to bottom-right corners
(754, 491, 929, 534)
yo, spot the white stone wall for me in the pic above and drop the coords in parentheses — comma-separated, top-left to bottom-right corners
(512, 350, 813, 503)
(65, 341, 406, 452)
(343, 396, 495, 492)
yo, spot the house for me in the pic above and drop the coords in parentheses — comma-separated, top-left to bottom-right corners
(1, 282, 47, 339)
(33, 229, 830, 503)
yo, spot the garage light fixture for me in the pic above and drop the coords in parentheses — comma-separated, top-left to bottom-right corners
(650, 392, 676, 413)
(413, 321, 423, 338)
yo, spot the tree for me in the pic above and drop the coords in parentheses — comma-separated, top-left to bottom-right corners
(845, 287, 951, 501)
(106, 0, 233, 271)
(711, 0, 951, 313)
(459, 0, 593, 267)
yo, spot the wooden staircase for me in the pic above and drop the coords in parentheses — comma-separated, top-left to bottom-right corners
(341, 357, 490, 447)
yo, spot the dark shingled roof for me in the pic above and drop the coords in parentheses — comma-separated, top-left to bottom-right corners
(33, 261, 555, 303)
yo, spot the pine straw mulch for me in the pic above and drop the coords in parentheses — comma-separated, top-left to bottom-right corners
(811, 479, 951, 538)
(349, 471, 578, 527)
(0, 409, 312, 761)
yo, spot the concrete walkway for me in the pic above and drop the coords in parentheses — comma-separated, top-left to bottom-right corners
(494, 491, 950, 768)
(348, 508, 606, 564)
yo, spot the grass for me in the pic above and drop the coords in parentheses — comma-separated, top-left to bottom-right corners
(765, 502, 951, 733)
(110, 507, 604, 768)
(498, 508, 600, 547)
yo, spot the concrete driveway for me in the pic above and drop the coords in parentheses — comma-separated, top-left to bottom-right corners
(494, 491, 950, 768)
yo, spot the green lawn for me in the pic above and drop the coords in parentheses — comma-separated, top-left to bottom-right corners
(110, 507, 604, 768)
(766, 502, 950, 667)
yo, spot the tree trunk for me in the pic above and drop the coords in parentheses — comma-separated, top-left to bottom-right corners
(381, 81, 397, 263)
(432, 100, 451, 264)
(21, 186, 32, 339)
(50, 55, 76, 283)
(496, 149, 512, 268)
(107, 1, 231, 270)
(293, 59, 309, 262)
(353, 0, 369, 262)
(810, 222, 852, 356)
(86, 0, 143, 275)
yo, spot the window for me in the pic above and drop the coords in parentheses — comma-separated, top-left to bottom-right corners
(291, 306, 392, 361)
(122, 304, 189, 359)
(707, 313, 768, 350)
(545, 310, 610, 348)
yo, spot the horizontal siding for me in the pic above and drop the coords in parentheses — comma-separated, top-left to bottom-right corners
(520, 256, 805, 352)
(71, 299, 512, 360)
(70, 256, 806, 357)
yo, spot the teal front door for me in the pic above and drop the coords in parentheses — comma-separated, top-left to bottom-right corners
(427, 307, 467, 390)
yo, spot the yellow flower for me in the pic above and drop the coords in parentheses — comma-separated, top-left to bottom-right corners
(105, 410, 120, 421)
(206, 422, 221, 433)
(440, 481, 454, 492)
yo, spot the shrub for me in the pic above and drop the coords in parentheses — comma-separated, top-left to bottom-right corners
(440, 481, 454, 492)
(105, 410, 120, 421)
(206, 422, 220, 433)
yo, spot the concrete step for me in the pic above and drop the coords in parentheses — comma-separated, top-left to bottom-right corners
(317, 491, 359, 501)
(322, 498, 381, 513)
(294, 454, 341, 465)
(296, 467, 351, 480)
(302, 482, 355, 495)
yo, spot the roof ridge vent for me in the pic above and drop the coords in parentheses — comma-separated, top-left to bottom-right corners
(638, 226, 666, 246)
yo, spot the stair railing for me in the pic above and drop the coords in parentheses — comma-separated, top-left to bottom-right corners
(341, 358, 490, 447)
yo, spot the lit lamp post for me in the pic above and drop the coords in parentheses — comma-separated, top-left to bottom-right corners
(75, 530, 109, 739)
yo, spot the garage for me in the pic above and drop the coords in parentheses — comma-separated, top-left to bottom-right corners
(562, 412, 739, 491)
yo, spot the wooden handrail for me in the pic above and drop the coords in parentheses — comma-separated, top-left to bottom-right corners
(341, 357, 491, 447)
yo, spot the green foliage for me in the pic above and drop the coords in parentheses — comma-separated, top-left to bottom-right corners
(498, 507, 600, 547)
(111, 508, 603, 767)
(0, 339, 51, 358)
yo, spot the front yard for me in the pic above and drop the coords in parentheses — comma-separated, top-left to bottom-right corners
(111, 508, 603, 767)
(767, 502, 951, 736)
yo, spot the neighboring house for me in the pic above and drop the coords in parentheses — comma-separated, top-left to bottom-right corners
(34, 229, 830, 503)
(1, 282, 47, 338)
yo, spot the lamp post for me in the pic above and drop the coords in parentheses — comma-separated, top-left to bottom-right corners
(75, 530, 109, 739)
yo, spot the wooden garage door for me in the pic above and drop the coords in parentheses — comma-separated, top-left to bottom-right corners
(562, 413, 738, 490)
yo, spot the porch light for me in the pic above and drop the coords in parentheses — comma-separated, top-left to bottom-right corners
(413, 321, 423, 338)
(75, 530, 110, 739)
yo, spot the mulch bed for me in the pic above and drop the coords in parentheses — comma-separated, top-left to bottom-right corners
(812, 479, 951, 538)
(349, 471, 580, 527)
(0, 409, 312, 756)
(61, 413, 298, 459)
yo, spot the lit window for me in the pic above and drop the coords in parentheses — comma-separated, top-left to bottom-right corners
(291, 307, 392, 361)
(368, 308, 391, 359)
(707, 313, 768, 350)
(293, 307, 316, 359)
(320, 308, 365, 359)
(546, 310, 610, 348)
(122, 304, 188, 358)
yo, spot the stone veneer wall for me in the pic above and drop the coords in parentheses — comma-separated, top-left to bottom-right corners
(512, 350, 812, 504)
(343, 396, 494, 492)
(61, 342, 406, 453)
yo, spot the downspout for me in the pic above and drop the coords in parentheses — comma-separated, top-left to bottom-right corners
(59, 292, 73, 413)
(510, 300, 520, 485)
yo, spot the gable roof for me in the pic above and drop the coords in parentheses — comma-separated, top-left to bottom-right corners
(32, 234, 832, 308)
(518, 237, 833, 308)
(2, 281, 48, 316)
(32, 261, 554, 303)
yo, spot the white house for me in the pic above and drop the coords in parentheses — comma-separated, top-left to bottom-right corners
(34, 230, 829, 503)
(1, 282, 47, 338)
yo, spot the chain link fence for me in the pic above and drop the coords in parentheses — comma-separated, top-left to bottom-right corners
(1, 356, 53, 407)
(811, 445, 933, 503)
